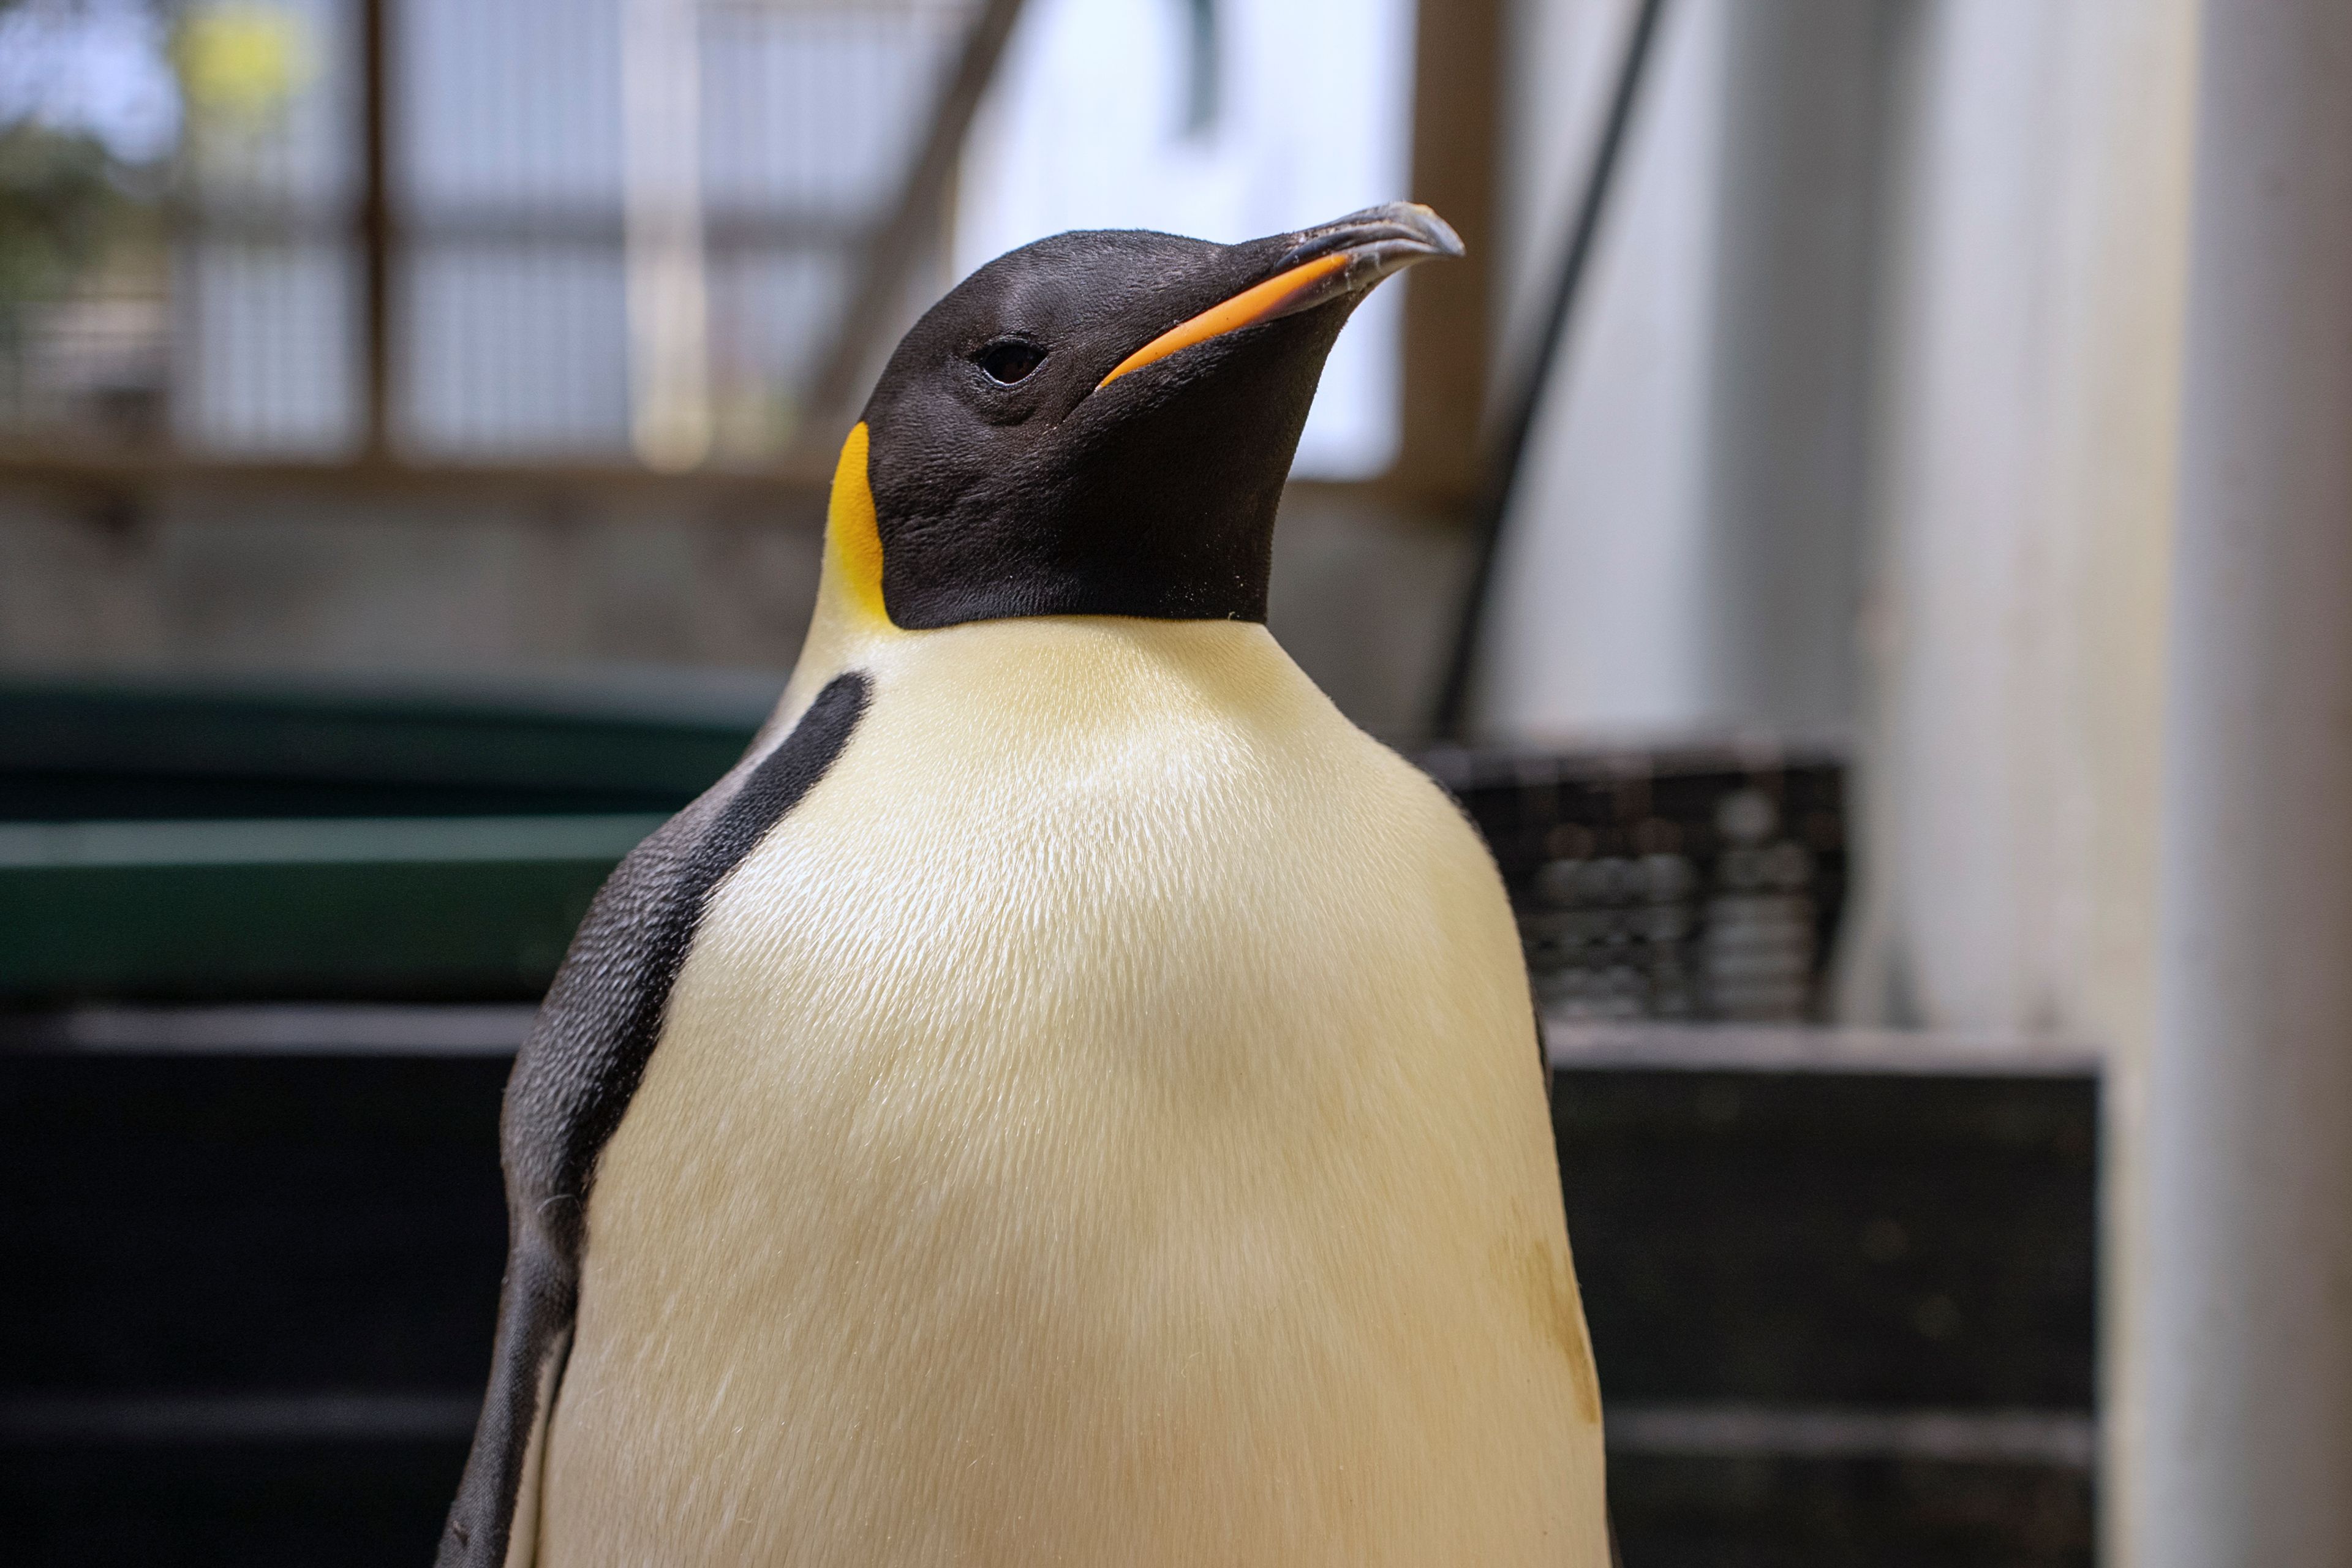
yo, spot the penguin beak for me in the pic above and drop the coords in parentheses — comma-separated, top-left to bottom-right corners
(1096, 202, 1464, 391)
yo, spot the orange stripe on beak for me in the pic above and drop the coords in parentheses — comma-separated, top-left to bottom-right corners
(1096, 252, 1352, 390)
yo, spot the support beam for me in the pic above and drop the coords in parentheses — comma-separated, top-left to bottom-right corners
(620, 0, 712, 471)
(801, 0, 1028, 442)
(1392, 0, 1501, 502)
(358, 0, 394, 460)
(2138, 2, 2352, 1560)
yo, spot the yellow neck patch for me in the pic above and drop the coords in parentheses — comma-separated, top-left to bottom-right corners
(826, 423, 892, 627)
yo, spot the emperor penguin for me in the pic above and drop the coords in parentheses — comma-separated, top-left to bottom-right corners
(440, 202, 1608, 1568)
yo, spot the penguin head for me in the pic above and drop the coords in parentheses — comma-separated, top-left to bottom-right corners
(841, 202, 1463, 630)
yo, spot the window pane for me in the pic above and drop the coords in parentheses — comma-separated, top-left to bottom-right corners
(399, 0, 622, 212)
(403, 242, 630, 454)
(173, 0, 364, 453)
(173, 235, 358, 452)
(0, 0, 361, 455)
(396, 0, 976, 464)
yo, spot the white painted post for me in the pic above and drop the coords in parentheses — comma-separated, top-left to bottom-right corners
(2138, 2, 2352, 1561)
(620, 0, 710, 471)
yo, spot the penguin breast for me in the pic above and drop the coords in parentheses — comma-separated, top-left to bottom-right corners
(535, 616, 1610, 1568)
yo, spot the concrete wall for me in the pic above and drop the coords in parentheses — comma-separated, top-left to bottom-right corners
(0, 483, 829, 679)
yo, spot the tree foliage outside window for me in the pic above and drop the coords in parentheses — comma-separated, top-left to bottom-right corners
(0, 0, 178, 437)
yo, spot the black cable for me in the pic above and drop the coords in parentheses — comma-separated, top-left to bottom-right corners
(1427, 0, 1673, 741)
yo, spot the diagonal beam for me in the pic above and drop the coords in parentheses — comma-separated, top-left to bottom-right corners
(801, 0, 1030, 440)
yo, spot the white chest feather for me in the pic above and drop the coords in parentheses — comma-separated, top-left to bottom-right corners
(533, 619, 1607, 1566)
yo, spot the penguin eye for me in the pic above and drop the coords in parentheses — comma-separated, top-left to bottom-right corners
(974, 339, 1046, 385)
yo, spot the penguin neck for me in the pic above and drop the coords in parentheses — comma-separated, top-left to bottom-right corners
(780, 532, 893, 704)
(774, 422, 1302, 741)
(777, 601, 1309, 768)
(831, 617, 1317, 771)
(774, 424, 902, 729)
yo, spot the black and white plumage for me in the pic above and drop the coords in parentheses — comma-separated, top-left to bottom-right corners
(441, 204, 1607, 1567)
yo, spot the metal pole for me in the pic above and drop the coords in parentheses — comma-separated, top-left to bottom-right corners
(1427, 0, 1670, 742)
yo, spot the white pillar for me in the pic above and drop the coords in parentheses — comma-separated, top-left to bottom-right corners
(1838, 1, 2194, 1039)
(1817, 7, 2200, 1555)
(620, 0, 710, 471)
(2138, 2, 2352, 1561)
(1693, 0, 1880, 736)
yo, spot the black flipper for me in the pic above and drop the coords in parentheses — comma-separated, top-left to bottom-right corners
(437, 671, 871, 1568)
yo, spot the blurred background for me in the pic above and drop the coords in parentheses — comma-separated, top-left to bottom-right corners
(4, 0, 2346, 1564)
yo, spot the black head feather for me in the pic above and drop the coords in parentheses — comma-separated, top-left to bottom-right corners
(858, 204, 1461, 628)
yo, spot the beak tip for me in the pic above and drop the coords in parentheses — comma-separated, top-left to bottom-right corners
(1289, 200, 1468, 277)
(1095, 202, 1468, 393)
(1401, 202, 1469, 260)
